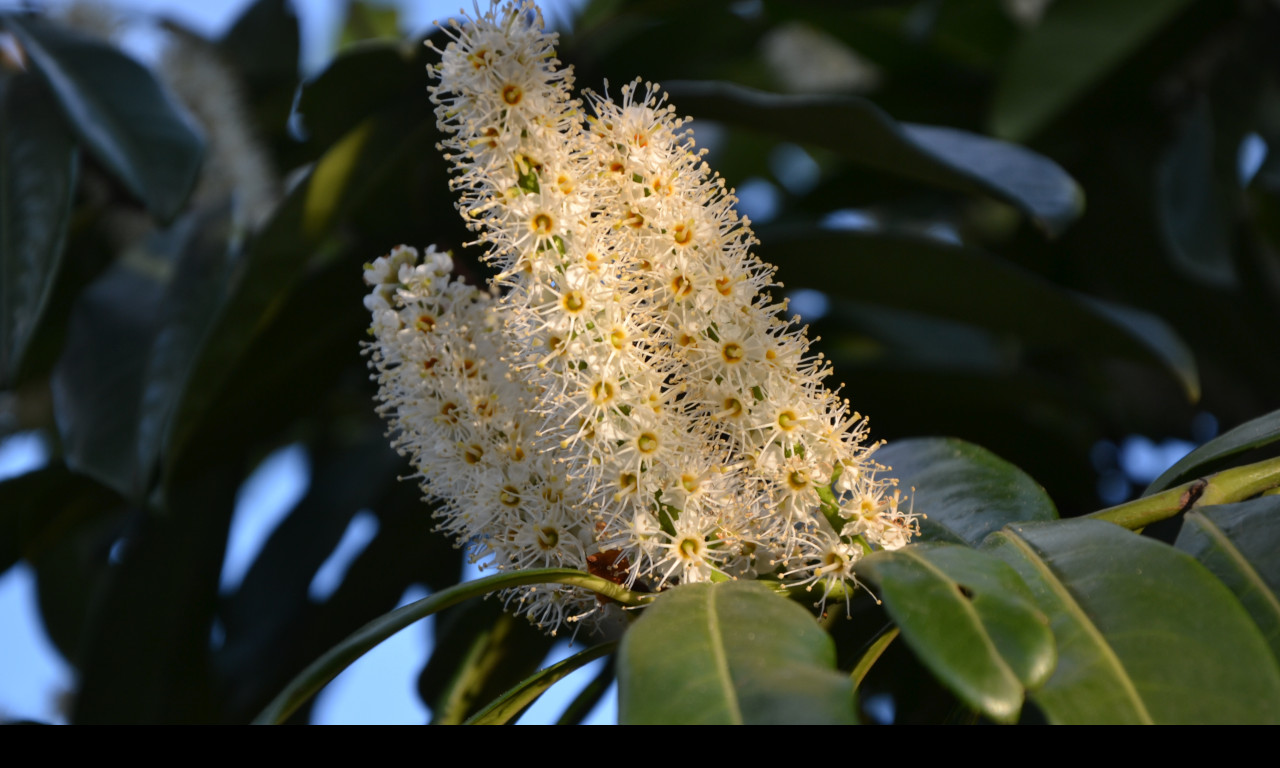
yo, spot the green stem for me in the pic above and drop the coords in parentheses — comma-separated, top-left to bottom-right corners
(466, 641, 617, 725)
(252, 568, 650, 724)
(851, 626, 899, 691)
(1090, 454, 1280, 530)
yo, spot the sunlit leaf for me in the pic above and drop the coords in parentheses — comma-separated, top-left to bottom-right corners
(878, 437, 1057, 547)
(1175, 498, 1280, 662)
(617, 580, 855, 724)
(986, 518, 1280, 723)
(858, 544, 1054, 722)
(1147, 408, 1280, 493)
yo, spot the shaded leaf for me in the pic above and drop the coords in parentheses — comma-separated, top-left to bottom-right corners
(1147, 408, 1280, 493)
(617, 580, 855, 724)
(294, 42, 413, 157)
(878, 437, 1057, 547)
(419, 598, 554, 724)
(991, 0, 1197, 141)
(164, 109, 438, 472)
(986, 518, 1280, 723)
(465, 642, 616, 725)
(0, 68, 77, 385)
(72, 460, 238, 723)
(666, 80, 1083, 236)
(858, 544, 1054, 722)
(4, 16, 202, 223)
(1175, 498, 1280, 662)
(1156, 98, 1235, 286)
(759, 230, 1199, 400)
(0, 463, 120, 575)
(51, 257, 164, 498)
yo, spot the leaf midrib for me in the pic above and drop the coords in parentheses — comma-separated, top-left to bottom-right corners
(1000, 530, 1154, 724)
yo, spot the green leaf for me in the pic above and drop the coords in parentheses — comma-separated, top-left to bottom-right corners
(164, 108, 438, 474)
(986, 518, 1280, 723)
(420, 598, 555, 724)
(1147, 408, 1280, 493)
(878, 437, 1057, 547)
(464, 642, 616, 725)
(253, 569, 645, 724)
(758, 230, 1199, 400)
(1156, 98, 1235, 286)
(0, 463, 119, 575)
(4, 16, 203, 223)
(51, 256, 163, 498)
(294, 42, 412, 157)
(665, 80, 1083, 236)
(857, 544, 1054, 723)
(1175, 498, 1280, 663)
(991, 0, 1196, 141)
(617, 580, 855, 724)
(0, 68, 77, 386)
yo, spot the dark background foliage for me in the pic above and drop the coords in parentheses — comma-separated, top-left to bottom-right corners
(3, 0, 1279, 723)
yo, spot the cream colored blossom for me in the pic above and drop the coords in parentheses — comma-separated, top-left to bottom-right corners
(364, 0, 917, 633)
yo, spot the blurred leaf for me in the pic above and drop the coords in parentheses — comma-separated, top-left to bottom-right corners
(0, 463, 119, 575)
(1147, 408, 1280, 493)
(4, 15, 203, 223)
(340, 1, 401, 49)
(51, 255, 164, 498)
(617, 580, 855, 724)
(986, 518, 1280, 723)
(217, 0, 299, 152)
(72, 460, 238, 723)
(164, 107, 437, 474)
(51, 207, 232, 501)
(760, 230, 1199, 400)
(0, 68, 77, 386)
(1156, 98, 1235, 286)
(991, 0, 1196, 141)
(858, 544, 1055, 723)
(419, 597, 555, 724)
(465, 642, 616, 725)
(556, 653, 616, 724)
(294, 42, 415, 157)
(1175, 498, 1280, 662)
(878, 437, 1057, 547)
(254, 568, 635, 724)
(666, 80, 1083, 236)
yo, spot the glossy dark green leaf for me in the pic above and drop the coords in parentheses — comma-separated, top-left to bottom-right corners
(991, 0, 1196, 141)
(759, 230, 1199, 400)
(858, 544, 1054, 722)
(1175, 498, 1280, 662)
(617, 580, 855, 724)
(0, 69, 77, 386)
(465, 642, 616, 725)
(986, 518, 1280, 723)
(666, 80, 1083, 236)
(51, 257, 163, 498)
(878, 437, 1057, 547)
(4, 16, 202, 223)
(1147, 408, 1280, 493)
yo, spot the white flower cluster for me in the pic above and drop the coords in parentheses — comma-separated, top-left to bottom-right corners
(363, 0, 916, 632)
